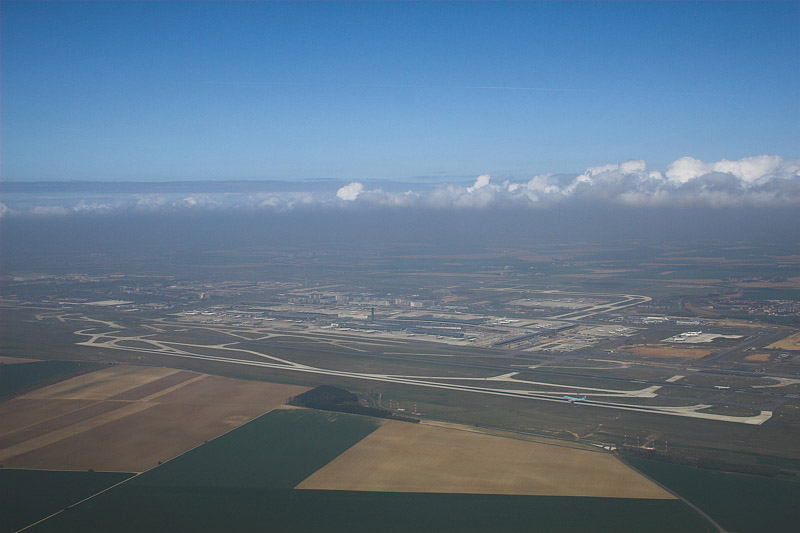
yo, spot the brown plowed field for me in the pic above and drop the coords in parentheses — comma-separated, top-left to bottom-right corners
(623, 345, 713, 358)
(0, 398, 89, 432)
(26, 400, 130, 431)
(3, 401, 258, 472)
(106, 371, 198, 401)
(0, 356, 40, 364)
(766, 332, 800, 351)
(0, 402, 155, 464)
(0, 365, 308, 472)
(297, 421, 674, 499)
(0, 429, 50, 449)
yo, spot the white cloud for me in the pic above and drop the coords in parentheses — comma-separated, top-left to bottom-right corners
(619, 159, 647, 174)
(666, 155, 794, 185)
(466, 174, 491, 192)
(73, 202, 116, 214)
(336, 182, 364, 201)
(135, 194, 170, 210)
(712, 155, 787, 183)
(180, 195, 210, 208)
(5, 155, 798, 217)
(257, 196, 285, 209)
(30, 205, 71, 216)
(666, 157, 713, 183)
(525, 174, 559, 194)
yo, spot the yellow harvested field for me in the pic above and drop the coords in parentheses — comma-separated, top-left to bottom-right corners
(419, 420, 597, 451)
(0, 365, 308, 472)
(663, 279, 723, 285)
(745, 354, 771, 362)
(296, 421, 673, 499)
(766, 333, 800, 351)
(23, 365, 180, 401)
(735, 276, 800, 289)
(624, 345, 713, 358)
(558, 273, 623, 279)
(715, 320, 763, 328)
(0, 356, 41, 364)
(589, 269, 640, 274)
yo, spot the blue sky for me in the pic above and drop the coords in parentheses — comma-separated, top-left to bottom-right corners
(2, 1, 798, 182)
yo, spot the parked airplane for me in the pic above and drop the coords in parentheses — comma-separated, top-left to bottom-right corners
(563, 395, 587, 403)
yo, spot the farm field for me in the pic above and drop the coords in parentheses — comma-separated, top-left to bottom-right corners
(28, 487, 713, 533)
(0, 356, 40, 364)
(0, 360, 102, 398)
(0, 469, 133, 533)
(622, 345, 714, 359)
(0, 364, 308, 471)
(27, 408, 713, 533)
(626, 457, 800, 533)
(766, 332, 800, 351)
(135, 408, 381, 489)
(297, 420, 672, 498)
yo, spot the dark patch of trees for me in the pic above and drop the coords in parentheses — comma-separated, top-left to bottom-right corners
(288, 385, 419, 423)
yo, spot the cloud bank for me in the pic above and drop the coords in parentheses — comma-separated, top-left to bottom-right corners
(2, 155, 798, 217)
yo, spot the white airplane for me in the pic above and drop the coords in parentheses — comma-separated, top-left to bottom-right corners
(563, 395, 587, 403)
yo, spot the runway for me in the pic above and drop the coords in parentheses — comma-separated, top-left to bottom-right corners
(75, 327, 773, 426)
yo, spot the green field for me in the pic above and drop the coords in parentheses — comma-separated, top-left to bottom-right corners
(0, 360, 102, 399)
(27, 408, 712, 532)
(29, 487, 714, 533)
(627, 457, 800, 533)
(742, 288, 800, 301)
(0, 469, 133, 533)
(135, 408, 381, 489)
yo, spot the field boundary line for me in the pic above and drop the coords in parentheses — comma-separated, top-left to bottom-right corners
(13, 402, 296, 532)
(416, 416, 606, 452)
(615, 454, 728, 533)
(15, 472, 141, 533)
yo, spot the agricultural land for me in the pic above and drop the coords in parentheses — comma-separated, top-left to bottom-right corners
(3, 239, 800, 531)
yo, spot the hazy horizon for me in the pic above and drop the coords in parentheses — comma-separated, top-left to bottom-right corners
(2, 154, 799, 220)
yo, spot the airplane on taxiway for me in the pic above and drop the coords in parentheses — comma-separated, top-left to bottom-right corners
(563, 395, 587, 403)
